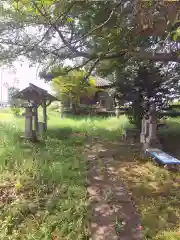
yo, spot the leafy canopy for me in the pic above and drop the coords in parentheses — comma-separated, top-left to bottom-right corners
(0, 0, 179, 72)
(115, 62, 175, 128)
(51, 67, 97, 105)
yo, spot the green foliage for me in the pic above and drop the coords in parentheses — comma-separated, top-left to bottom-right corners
(0, 0, 178, 69)
(51, 67, 97, 113)
(10, 106, 21, 116)
(48, 101, 60, 112)
(8, 87, 22, 116)
(0, 0, 179, 124)
(170, 21, 180, 42)
(116, 63, 173, 129)
(0, 111, 179, 239)
(0, 114, 88, 240)
(172, 27, 180, 41)
(8, 87, 20, 106)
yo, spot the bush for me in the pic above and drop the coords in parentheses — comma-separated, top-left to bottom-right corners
(10, 107, 21, 116)
(48, 101, 60, 112)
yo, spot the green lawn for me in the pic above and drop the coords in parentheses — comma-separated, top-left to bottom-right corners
(0, 112, 89, 239)
(115, 119, 180, 240)
(116, 150, 180, 240)
(0, 110, 180, 239)
(0, 111, 125, 239)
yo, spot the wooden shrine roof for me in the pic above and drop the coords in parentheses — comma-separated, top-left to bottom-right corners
(13, 83, 58, 103)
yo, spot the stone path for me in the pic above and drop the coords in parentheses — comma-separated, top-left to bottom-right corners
(85, 141, 141, 240)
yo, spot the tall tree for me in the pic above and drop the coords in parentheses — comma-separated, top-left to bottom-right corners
(114, 62, 177, 128)
(50, 66, 97, 114)
(8, 86, 20, 106)
(8, 86, 21, 115)
(0, 0, 179, 74)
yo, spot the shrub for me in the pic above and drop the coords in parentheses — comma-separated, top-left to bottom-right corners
(10, 106, 21, 116)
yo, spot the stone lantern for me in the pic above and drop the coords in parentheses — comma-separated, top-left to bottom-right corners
(12, 83, 58, 141)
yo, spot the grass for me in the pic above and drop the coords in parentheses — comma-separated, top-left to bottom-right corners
(116, 156, 180, 239)
(0, 112, 88, 239)
(47, 113, 127, 141)
(0, 110, 126, 239)
(0, 110, 180, 239)
(114, 119, 180, 240)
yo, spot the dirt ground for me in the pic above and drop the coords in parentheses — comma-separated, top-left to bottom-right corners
(85, 140, 141, 240)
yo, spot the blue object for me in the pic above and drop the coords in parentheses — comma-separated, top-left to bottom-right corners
(146, 148, 180, 165)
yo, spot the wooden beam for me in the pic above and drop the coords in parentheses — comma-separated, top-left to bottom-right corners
(46, 100, 52, 107)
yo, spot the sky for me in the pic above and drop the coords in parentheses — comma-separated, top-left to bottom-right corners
(0, 60, 51, 102)
(0, 57, 74, 102)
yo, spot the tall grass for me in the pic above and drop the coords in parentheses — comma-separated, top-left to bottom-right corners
(2, 110, 179, 240)
(0, 116, 88, 239)
(115, 118, 180, 240)
(48, 114, 127, 140)
(0, 111, 127, 239)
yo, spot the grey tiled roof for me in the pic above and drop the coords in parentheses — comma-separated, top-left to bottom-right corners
(41, 72, 112, 87)
(93, 76, 112, 87)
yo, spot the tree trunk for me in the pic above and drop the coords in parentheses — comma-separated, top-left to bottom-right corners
(72, 103, 78, 115)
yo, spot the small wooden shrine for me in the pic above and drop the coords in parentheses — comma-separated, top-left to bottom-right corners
(13, 83, 57, 141)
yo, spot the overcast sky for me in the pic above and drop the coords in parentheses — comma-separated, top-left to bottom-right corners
(0, 60, 51, 101)
(0, 55, 75, 101)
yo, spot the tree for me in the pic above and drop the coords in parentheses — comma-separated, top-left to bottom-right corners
(8, 86, 20, 105)
(8, 86, 21, 116)
(0, 0, 179, 74)
(0, 0, 179, 124)
(115, 62, 176, 129)
(50, 66, 97, 114)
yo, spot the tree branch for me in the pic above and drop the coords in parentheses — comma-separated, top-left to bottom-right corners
(60, 1, 122, 47)
(85, 58, 101, 80)
(32, 1, 89, 58)
(66, 58, 94, 73)
(32, 1, 180, 63)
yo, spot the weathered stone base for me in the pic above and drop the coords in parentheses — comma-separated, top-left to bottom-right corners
(20, 131, 38, 142)
(143, 138, 162, 150)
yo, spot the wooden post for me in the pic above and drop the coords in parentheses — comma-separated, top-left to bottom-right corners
(42, 99, 47, 131)
(60, 102, 64, 118)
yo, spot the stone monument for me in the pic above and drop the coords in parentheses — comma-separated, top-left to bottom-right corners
(140, 103, 161, 149)
(24, 106, 33, 139)
(12, 83, 57, 141)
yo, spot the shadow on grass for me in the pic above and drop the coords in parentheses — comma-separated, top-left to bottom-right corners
(159, 120, 180, 157)
(112, 139, 180, 240)
(47, 125, 124, 142)
(47, 127, 73, 140)
(0, 121, 88, 239)
(48, 115, 128, 141)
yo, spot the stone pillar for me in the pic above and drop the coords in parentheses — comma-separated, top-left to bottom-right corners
(145, 104, 161, 149)
(140, 117, 146, 143)
(33, 104, 38, 132)
(24, 106, 33, 139)
(115, 106, 120, 117)
(145, 119, 150, 139)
